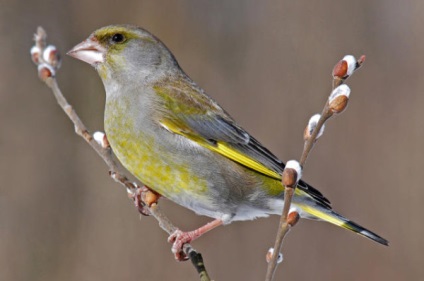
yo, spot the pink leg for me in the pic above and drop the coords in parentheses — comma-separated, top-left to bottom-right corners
(168, 219, 223, 261)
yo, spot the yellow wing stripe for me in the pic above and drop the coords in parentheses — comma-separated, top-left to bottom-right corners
(161, 120, 281, 180)
(210, 142, 281, 179)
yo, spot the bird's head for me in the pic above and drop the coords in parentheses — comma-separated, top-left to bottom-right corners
(68, 25, 179, 85)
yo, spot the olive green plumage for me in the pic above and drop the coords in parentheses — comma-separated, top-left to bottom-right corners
(68, 24, 388, 246)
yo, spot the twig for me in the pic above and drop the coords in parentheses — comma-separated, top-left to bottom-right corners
(265, 164, 299, 281)
(31, 26, 211, 281)
(265, 55, 365, 281)
(264, 193, 293, 281)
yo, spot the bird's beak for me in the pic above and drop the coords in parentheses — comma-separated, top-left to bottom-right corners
(67, 37, 106, 66)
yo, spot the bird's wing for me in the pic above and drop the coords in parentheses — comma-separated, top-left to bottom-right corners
(153, 79, 284, 180)
(153, 78, 331, 207)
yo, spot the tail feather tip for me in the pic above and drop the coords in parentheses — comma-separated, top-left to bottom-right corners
(359, 228, 389, 246)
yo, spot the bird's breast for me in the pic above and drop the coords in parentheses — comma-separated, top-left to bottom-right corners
(104, 95, 212, 204)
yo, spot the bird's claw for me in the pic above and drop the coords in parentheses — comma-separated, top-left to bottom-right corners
(131, 186, 149, 216)
(168, 229, 193, 261)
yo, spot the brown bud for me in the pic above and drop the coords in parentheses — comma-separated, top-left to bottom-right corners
(287, 211, 300, 226)
(142, 189, 161, 207)
(282, 168, 297, 187)
(329, 95, 349, 114)
(332, 59, 348, 79)
(37, 64, 54, 81)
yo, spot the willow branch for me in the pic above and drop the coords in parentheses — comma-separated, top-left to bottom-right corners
(265, 55, 365, 281)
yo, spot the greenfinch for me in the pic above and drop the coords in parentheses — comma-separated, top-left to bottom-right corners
(68, 24, 387, 258)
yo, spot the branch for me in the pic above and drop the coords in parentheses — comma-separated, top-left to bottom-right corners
(265, 55, 365, 281)
(31, 26, 211, 281)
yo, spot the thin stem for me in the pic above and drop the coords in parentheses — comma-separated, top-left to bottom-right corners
(299, 104, 333, 167)
(265, 187, 294, 281)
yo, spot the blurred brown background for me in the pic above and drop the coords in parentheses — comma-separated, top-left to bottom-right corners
(1, 0, 422, 280)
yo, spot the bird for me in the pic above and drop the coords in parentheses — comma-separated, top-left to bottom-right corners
(67, 24, 388, 259)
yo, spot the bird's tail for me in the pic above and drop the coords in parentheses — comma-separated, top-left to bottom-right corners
(298, 203, 389, 246)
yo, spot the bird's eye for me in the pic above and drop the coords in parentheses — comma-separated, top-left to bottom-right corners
(111, 33, 125, 43)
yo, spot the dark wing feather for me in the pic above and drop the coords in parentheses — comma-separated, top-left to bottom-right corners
(297, 179, 332, 209)
(183, 114, 285, 175)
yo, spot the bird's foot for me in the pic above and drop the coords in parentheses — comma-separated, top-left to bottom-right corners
(168, 229, 196, 261)
(131, 185, 161, 216)
(167, 219, 224, 261)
